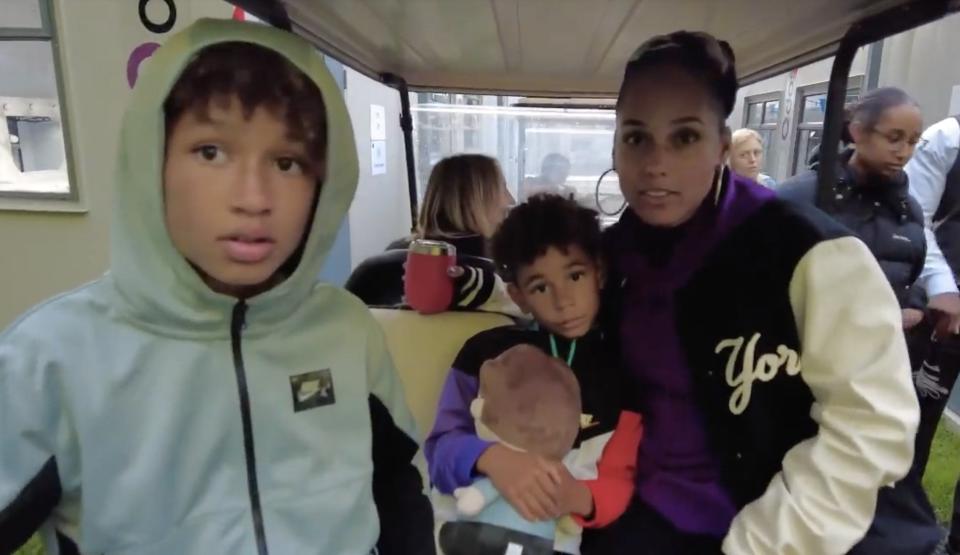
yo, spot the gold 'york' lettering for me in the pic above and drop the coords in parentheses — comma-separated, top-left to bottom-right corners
(714, 333, 802, 415)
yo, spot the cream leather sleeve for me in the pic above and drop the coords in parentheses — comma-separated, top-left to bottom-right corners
(723, 237, 920, 555)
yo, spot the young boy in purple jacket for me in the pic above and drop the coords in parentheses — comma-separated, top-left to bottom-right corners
(425, 194, 643, 554)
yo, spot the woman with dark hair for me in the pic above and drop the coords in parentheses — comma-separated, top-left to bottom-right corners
(778, 87, 939, 554)
(582, 32, 920, 554)
(781, 88, 927, 325)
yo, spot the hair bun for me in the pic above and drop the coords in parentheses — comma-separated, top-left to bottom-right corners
(622, 30, 739, 117)
(717, 40, 736, 67)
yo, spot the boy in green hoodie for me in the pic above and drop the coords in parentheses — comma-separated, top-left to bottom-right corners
(0, 19, 433, 555)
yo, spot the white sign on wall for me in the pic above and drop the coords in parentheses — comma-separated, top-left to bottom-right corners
(371, 140, 386, 175)
(370, 104, 386, 141)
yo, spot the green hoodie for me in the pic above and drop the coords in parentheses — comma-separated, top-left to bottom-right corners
(0, 19, 433, 555)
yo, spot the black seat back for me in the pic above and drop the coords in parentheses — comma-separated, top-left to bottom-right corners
(345, 250, 497, 307)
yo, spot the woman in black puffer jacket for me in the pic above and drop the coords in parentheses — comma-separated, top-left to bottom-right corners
(779, 86, 938, 555)
(780, 87, 927, 324)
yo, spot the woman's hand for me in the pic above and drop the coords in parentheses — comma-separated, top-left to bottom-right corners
(929, 293, 960, 337)
(901, 308, 924, 330)
(475, 444, 562, 522)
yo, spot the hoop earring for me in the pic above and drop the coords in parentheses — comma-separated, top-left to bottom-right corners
(713, 165, 727, 205)
(595, 168, 627, 216)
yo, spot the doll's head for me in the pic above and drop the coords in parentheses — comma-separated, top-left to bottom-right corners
(470, 344, 581, 460)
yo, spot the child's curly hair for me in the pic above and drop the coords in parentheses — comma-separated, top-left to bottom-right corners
(491, 194, 603, 283)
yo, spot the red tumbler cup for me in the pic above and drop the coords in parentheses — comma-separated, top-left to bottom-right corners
(405, 239, 457, 314)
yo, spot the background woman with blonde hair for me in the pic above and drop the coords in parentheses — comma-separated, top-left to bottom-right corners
(729, 128, 776, 187)
(388, 153, 514, 256)
(348, 154, 513, 306)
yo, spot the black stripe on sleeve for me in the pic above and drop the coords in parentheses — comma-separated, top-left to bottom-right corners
(56, 531, 80, 555)
(0, 456, 62, 554)
(454, 265, 497, 310)
(369, 395, 435, 555)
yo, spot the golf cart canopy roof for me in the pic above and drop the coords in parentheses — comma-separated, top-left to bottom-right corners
(235, 0, 933, 96)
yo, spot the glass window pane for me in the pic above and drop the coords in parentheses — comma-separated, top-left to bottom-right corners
(806, 130, 823, 168)
(1, 0, 43, 28)
(411, 95, 622, 223)
(756, 128, 776, 174)
(0, 40, 71, 195)
(746, 102, 763, 126)
(763, 100, 780, 124)
(8, 117, 64, 172)
(0, 41, 57, 98)
(801, 93, 827, 124)
(794, 129, 823, 174)
(845, 89, 861, 106)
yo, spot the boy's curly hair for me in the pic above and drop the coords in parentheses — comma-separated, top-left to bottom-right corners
(491, 194, 602, 283)
(163, 41, 327, 171)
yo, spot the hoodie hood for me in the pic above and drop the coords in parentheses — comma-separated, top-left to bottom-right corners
(110, 19, 358, 337)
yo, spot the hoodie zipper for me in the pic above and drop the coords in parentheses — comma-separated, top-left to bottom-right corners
(231, 300, 269, 555)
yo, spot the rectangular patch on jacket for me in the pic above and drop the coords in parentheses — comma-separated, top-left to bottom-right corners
(289, 369, 336, 412)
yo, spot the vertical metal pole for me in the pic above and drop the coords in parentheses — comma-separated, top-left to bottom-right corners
(817, 44, 854, 209)
(381, 73, 419, 232)
(818, 0, 953, 209)
(865, 41, 884, 91)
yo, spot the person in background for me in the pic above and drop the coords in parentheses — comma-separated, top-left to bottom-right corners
(521, 153, 574, 201)
(779, 87, 927, 327)
(728, 128, 776, 187)
(905, 114, 960, 555)
(346, 154, 514, 307)
(779, 87, 940, 555)
(388, 153, 515, 256)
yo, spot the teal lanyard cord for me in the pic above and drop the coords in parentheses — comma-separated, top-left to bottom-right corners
(549, 334, 577, 366)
